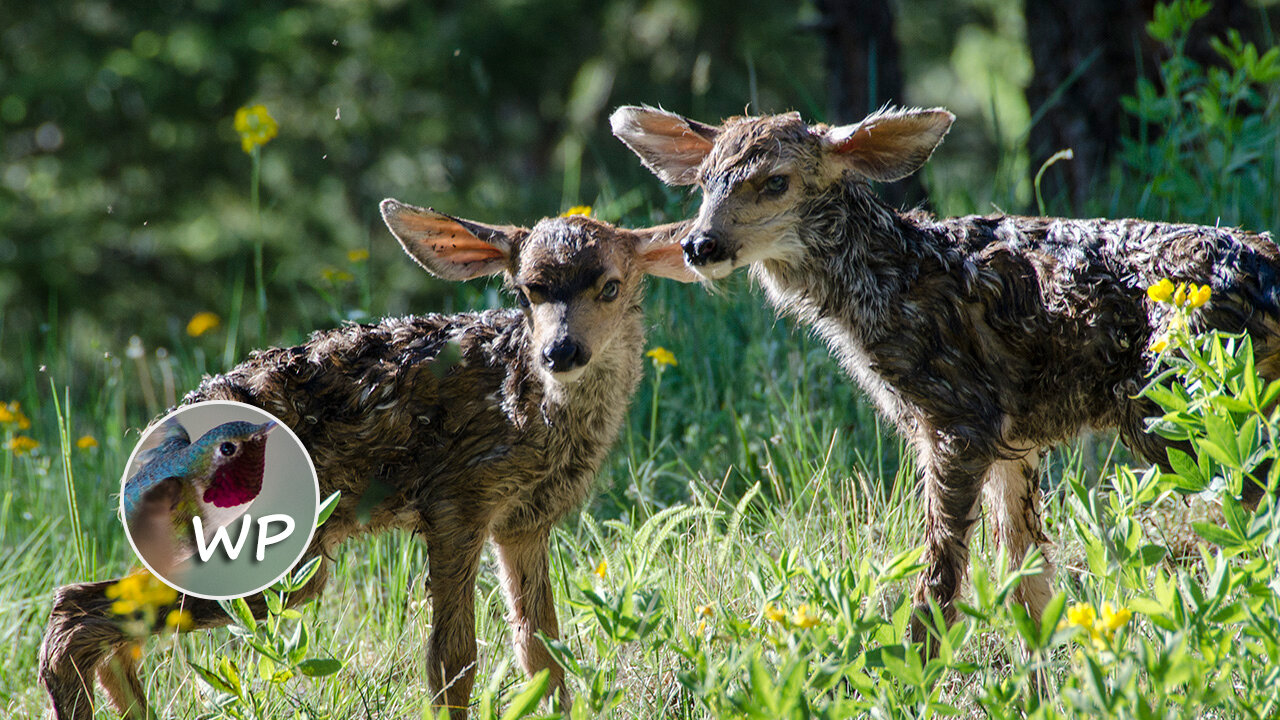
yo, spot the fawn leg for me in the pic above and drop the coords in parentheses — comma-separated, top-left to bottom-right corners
(41, 560, 330, 720)
(910, 437, 989, 653)
(425, 526, 486, 720)
(983, 450, 1054, 624)
(493, 527, 569, 709)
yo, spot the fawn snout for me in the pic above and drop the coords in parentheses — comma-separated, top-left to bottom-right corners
(682, 228, 729, 267)
(542, 335, 590, 373)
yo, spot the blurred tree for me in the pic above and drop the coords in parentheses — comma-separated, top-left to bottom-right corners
(1025, 0, 1279, 215)
(812, 0, 925, 208)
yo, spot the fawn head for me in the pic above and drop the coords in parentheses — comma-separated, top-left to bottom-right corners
(611, 106, 954, 279)
(381, 199, 697, 384)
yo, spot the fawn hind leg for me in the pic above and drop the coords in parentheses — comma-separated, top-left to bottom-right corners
(41, 561, 330, 720)
(493, 526, 568, 709)
(910, 436, 990, 652)
(983, 449, 1054, 624)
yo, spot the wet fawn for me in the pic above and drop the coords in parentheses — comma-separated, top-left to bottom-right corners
(39, 200, 697, 719)
(612, 104, 1280, 648)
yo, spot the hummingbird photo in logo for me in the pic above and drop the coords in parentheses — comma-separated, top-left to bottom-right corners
(123, 418, 276, 577)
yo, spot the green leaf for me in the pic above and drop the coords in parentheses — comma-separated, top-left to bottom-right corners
(189, 660, 235, 695)
(1166, 448, 1206, 490)
(880, 545, 926, 582)
(316, 490, 341, 528)
(499, 669, 549, 720)
(220, 597, 257, 630)
(296, 658, 343, 677)
(1039, 592, 1067, 649)
(1203, 412, 1241, 468)
(1192, 522, 1242, 548)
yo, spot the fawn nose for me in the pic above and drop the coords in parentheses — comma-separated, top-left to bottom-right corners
(683, 230, 727, 266)
(543, 338, 590, 373)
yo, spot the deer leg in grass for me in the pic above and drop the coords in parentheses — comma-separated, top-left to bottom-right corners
(910, 440, 989, 653)
(984, 451, 1054, 624)
(494, 527, 568, 707)
(425, 526, 485, 720)
(42, 559, 330, 720)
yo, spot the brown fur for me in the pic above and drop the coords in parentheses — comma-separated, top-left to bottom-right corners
(612, 104, 1280, 650)
(38, 201, 697, 719)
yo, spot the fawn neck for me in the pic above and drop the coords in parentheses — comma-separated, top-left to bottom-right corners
(753, 178, 927, 344)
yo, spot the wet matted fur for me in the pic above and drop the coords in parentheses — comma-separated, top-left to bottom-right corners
(612, 103, 1280, 648)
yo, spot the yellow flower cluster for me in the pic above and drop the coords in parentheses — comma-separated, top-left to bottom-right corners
(593, 559, 608, 579)
(763, 601, 822, 630)
(561, 205, 592, 218)
(0, 401, 32, 430)
(5, 435, 39, 455)
(322, 267, 354, 284)
(1063, 601, 1131, 649)
(646, 346, 677, 367)
(234, 104, 278, 154)
(347, 248, 370, 263)
(1147, 278, 1211, 309)
(107, 571, 178, 616)
(186, 311, 221, 338)
(76, 435, 98, 450)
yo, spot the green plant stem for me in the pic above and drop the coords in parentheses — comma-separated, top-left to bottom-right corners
(49, 380, 86, 577)
(251, 147, 267, 342)
(649, 367, 662, 456)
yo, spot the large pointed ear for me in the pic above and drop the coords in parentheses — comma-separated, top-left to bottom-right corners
(380, 199, 528, 281)
(610, 106, 719, 186)
(819, 107, 954, 182)
(633, 221, 700, 283)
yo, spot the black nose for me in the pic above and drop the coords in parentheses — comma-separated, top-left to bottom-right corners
(683, 230, 727, 266)
(543, 338, 590, 373)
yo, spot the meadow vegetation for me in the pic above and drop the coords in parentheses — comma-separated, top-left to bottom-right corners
(4, 1, 1280, 717)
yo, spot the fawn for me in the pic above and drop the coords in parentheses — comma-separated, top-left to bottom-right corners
(611, 104, 1280, 648)
(39, 199, 697, 719)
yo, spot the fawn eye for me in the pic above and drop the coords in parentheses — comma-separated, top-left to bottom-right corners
(515, 288, 531, 308)
(219, 442, 236, 457)
(599, 279, 621, 302)
(762, 174, 789, 195)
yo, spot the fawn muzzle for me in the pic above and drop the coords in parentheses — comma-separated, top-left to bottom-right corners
(683, 229, 728, 267)
(542, 337, 590, 373)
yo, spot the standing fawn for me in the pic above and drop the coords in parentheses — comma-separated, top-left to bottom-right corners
(39, 200, 697, 719)
(611, 104, 1280, 647)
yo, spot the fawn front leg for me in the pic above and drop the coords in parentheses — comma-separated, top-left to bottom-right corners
(984, 450, 1054, 624)
(425, 526, 486, 720)
(493, 527, 569, 709)
(910, 437, 989, 653)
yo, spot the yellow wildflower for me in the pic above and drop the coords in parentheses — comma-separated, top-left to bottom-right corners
(5, 436, 38, 455)
(347, 248, 370, 263)
(1149, 334, 1170, 353)
(646, 346, 677, 367)
(76, 435, 98, 450)
(763, 602, 787, 624)
(561, 205, 592, 218)
(695, 603, 714, 618)
(593, 559, 608, 579)
(790, 603, 822, 629)
(186, 311, 221, 337)
(1065, 602, 1096, 631)
(0, 404, 12, 424)
(2, 402, 32, 430)
(697, 620, 707, 634)
(106, 571, 178, 616)
(1186, 283, 1211, 309)
(322, 267, 353, 283)
(234, 104, 278, 153)
(1173, 283, 1188, 307)
(165, 609, 194, 631)
(1100, 602, 1131, 633)
(1147, 278, 1175, 303)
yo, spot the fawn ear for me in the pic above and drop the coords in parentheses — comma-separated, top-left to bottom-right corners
(634, 221, 700, 283)
(381, 199, 527, 281)
(819, 107, 954, 182)
(611, 106, 719, 186)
